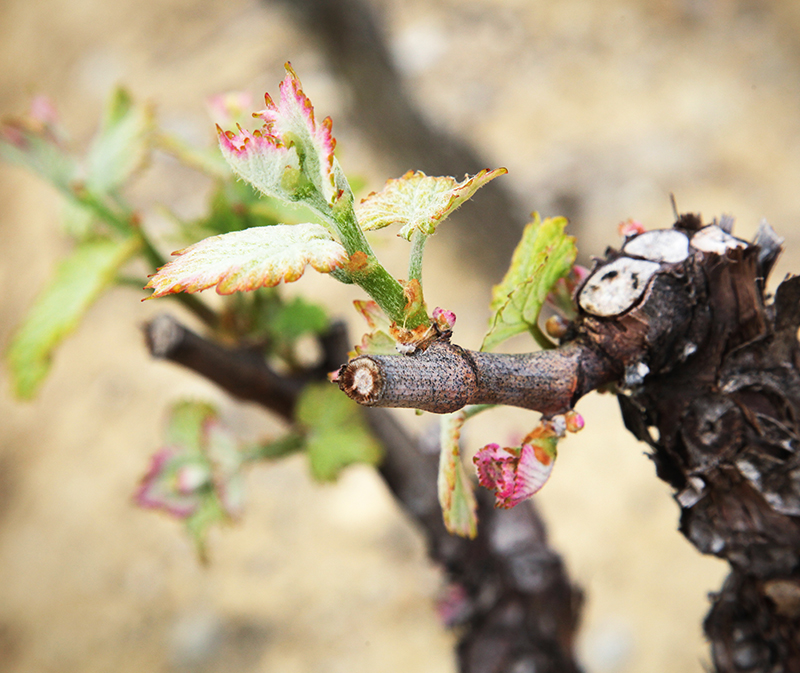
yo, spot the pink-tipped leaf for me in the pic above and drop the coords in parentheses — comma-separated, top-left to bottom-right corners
(356, 168, 507, 240)
(145, 223, 347, 297)
(217, 64, 347, 208)
(473, 440, 556, 509)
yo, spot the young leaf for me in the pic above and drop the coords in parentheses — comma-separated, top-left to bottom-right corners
(217, 64, 348, 210)
(217, 124, 303, 205)
(356, 168, 507, 241)
(255, 64, 345, 205)
(145, 223, 348, 297)
(472, 414, 580, 508)
(350, 300, 396, 356)
(7, 236, 141, 398)
(136, 446, 213, 518)
(438, 411, 478, 538)
(295, 383, 382, 481)
(85, 87, 154, 194)
(482, 213, 576, 351)
(473, 440, 556, 509)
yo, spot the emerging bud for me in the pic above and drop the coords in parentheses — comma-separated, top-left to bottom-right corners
(433, 307, 457, 333)
(545, 314, 569, 339)
(618, 218, 646, 238)
(565, 410, 585, 433)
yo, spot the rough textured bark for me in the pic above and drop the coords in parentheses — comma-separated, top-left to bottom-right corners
(340, 213, 800, 672)
(143, 316, 584, 673)
(337, 340, 617, 416)
(611, 219, 800, 673)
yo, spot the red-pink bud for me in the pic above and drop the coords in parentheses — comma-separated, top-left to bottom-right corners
(618, 219, 646, 238)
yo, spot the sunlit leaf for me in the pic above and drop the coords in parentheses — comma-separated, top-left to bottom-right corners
(482, 213, 576, 351)
(438, 411, 478, 538)
(145, 223, 347, 297)
(356, 168, 507, 240)
(217, 64, 349, 209)
(85, 87, 154, 193)
(217, 123, 302, 205)
(295, 383, 382, 481)
(7, 236, 141, 398)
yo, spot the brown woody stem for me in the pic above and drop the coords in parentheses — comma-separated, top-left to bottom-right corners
(144, 314, 304, 421)
(337, 340, 617, 416)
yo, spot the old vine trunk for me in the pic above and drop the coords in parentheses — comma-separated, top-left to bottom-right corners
(600, 215, 800, 672)
(339, 212, 800, 672)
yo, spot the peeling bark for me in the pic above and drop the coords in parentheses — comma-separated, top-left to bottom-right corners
(340, 213, 800, 672)
(612, 227, 800, 673)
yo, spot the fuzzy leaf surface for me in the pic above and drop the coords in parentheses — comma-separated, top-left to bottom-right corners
(218, 65, 349, 211)
(146, 223, 347, 297)
(482, 213, 576, 351)
(295, 383, 382, 481)
(438, 411, 478, 538)
(7, 236, 141, 398)
(357, 168, 507, 240)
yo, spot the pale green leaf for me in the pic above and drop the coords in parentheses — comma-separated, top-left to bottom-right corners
(269, 296, 329, 344)
(145, 223, 348, 297)
(356, 168, 507, 241)
(295, 383, 382, 481)
(218, 126, 303, 205)
(137, 400, 248, 559)
(7, 236, 141, 398)
(438, 410, 478, 538)
(482, 213, 576, 351)
(85, 87, 154, 193)
(217, 65, 350, 210)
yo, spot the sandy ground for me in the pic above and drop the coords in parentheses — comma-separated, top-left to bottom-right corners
(2, 1, 800, 672)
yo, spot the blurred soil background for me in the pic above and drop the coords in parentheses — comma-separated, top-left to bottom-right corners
(2, 0, 800, 672)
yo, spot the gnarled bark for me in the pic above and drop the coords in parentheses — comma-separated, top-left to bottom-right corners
(340, 213, 800, 672)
